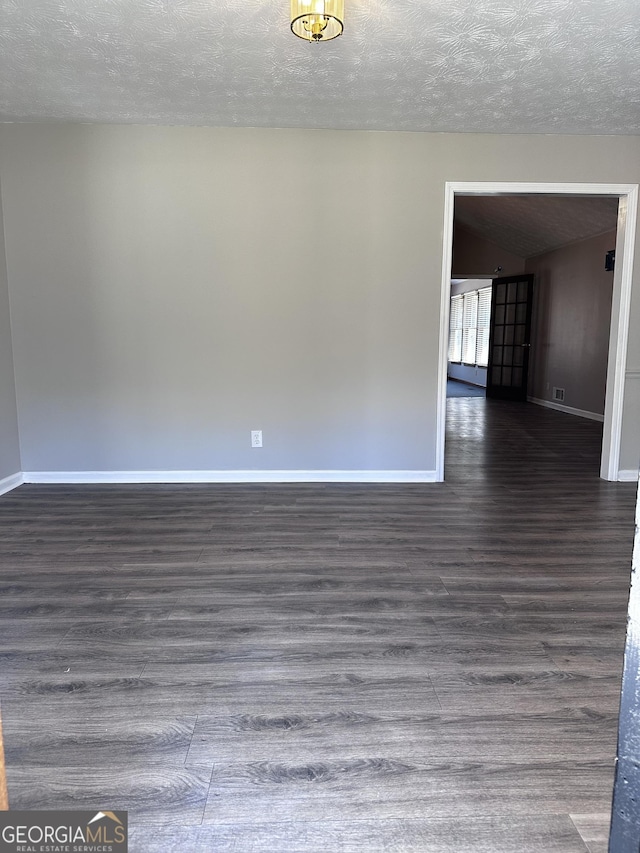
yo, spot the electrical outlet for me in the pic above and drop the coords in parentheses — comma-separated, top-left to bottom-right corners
(251, 430, 263, 448)
(553, 387, 565, 402)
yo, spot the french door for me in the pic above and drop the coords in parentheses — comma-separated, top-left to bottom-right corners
(486, 274, 534, 401)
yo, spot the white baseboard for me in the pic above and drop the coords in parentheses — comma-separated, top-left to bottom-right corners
(22, 469, 438, 485)
(527, 396, 604, 423)
(0, 472, 24, 496)
(11, 466, 637, 485)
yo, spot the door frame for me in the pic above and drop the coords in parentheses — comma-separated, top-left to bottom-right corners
(436, 181, 639, 482)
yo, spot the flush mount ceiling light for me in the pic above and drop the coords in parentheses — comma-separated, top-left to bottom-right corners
(291, 0, 344, 42)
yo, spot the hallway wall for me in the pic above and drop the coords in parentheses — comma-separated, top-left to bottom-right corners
(527, 230, 617, 418)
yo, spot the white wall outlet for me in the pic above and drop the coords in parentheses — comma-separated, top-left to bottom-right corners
(251, 430, 263, 448)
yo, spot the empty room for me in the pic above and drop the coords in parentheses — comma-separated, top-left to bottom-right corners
(1, 2, 640, 852)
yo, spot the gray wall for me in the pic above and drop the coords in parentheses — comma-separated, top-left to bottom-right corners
(527, 231, 617, 417)
(0, 181, 21, 481)
(448, 363, 487, 387)
(1, 125, 639, 475)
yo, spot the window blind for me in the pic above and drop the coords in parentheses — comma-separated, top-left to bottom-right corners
(448, 285, 493, 367)
(449, 295, 463, 363)
(476, 286, 492, 367)
(462, 291, 478, 364)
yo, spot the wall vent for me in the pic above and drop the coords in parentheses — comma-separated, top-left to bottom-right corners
(553, 387, 565, 402)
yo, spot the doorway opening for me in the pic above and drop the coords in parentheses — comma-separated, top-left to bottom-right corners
(437, 182, 639, 482)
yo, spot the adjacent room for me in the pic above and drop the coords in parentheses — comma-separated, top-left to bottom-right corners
(1, 2, 640, 852)
(446, 195, 620, 438)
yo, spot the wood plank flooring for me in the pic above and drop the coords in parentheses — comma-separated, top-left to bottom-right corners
(0, 708, 7, 810)
(0, 398, 637, 852)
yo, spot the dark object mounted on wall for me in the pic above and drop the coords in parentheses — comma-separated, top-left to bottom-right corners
(605, 250, 615, 272)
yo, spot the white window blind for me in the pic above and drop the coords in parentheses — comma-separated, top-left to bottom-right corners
(448, 295, 463, 363)
(449, 285, 492, 367)
(462, 291, 478, 364)
(476, 286, 492, 367)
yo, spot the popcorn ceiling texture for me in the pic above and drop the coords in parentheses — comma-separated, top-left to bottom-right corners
(455, 196, 620, 259)
(1, 0, 639, 133)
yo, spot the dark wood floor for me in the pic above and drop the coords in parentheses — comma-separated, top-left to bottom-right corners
(0, 399, 637, 852)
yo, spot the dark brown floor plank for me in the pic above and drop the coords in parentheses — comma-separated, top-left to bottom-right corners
(201, 758, 612, 822)
(6, 762, 212, 825)
(571, 812, 610, 853)
(186, 707, 617, 765)
(166, 815, 591, 852)
(4, 716, 197, 767)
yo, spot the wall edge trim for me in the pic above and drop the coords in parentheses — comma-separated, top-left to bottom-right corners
(527, 396, 605, 423)
(22, 470, 438, 485)
(0, 472, 23, 496)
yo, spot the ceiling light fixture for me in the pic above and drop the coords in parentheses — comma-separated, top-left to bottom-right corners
(291, 0, 344, 42)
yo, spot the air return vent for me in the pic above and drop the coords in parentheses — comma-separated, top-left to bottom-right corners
(553, 387, 565, 402)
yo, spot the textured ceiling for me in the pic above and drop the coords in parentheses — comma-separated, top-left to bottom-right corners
(1, 0, 639, 134)
(455, 195, 620, 258)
